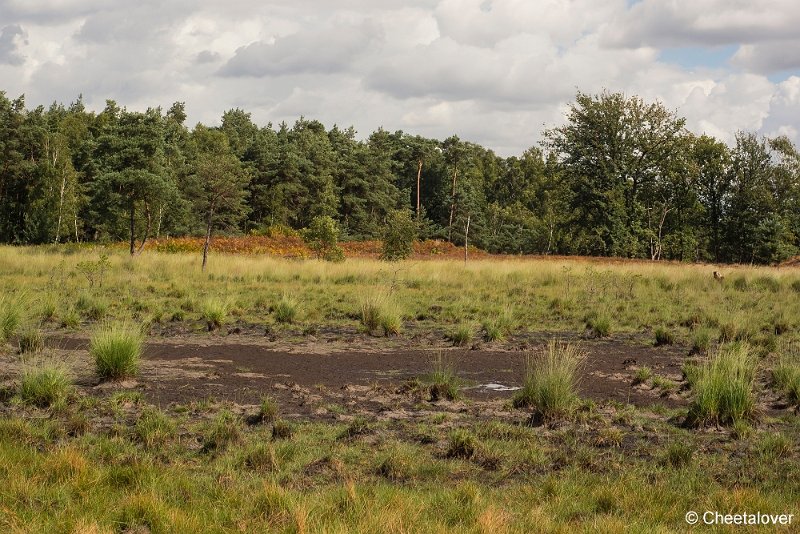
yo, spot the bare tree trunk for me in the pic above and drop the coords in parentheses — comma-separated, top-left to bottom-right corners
(136, 203, 152, 255)
(155, 205, 163, 238)
(416, 158, 423, 219)
(202, 206, 214, 271)
(129, 201, 136, 256)
(463, 217, 470, 263)
(448, 167, 458, 241)
(54, 147, 65, 244)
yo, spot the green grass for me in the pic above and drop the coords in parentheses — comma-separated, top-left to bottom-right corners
(513, 340, 585, 421)
(633, 366, 652, 385)
(273, 294, 299, 324)
(18, 365, 72, 408)
(258, 396, 278, 423)
(426, 353, 461, 401)
(360, 295, 401, 336)
(772, 344, 800, 405)
(201, 298, 228, 331)
(17, 327, 44, 354)
(447, 323, 473, 346)
(0, 293, 22, 342)
(89, 322, 143, 380)
(653, 327, 675, 346)
(586, 314, 611, 338)
(134, 407, 176, 450)
(687, 343, 757, 426)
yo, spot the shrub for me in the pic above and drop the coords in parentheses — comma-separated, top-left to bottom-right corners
(90, 322, 143, 380)
(273, 295, 299, 324)
(17, 328, 45, 354)
(654, 327, 675, 346)
(513, 340, 586, 421)
(447, 323, 473, 346)
(428, 353, 461, 401)
(134, 408, 176, 450)
(18, 365, 72, 408)
(687, 343, 757, 426)
(303, 215, 345, 262)
(201, 298, 228, 331)
(381, 209, 417, 261)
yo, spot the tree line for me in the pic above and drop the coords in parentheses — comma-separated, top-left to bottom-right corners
(1, 89, 798, 264)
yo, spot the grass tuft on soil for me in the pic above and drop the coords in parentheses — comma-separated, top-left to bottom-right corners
(90, 322, 143, 380)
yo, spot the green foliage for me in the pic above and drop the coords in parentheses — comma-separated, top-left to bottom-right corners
(359, 295, 401, 336)
(90, 322, 143, 380)
(513, 340, 585, 421)
(687, 343, 757, 426)
(18, 365, 72, 408)
(586, 314, 611, 338)
(303, 215, 345, 262)
(381, 209, 417, 261)
(258, 396, 278, 423)
(75, 254, 111, 288)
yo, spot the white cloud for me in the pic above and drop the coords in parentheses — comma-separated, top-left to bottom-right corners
(0, 0, 798, 155)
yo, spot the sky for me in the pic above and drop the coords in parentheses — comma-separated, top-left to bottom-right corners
(0, 0, 799, 156)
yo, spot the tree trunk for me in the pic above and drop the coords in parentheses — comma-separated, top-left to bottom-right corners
(448, 167, 458, 241)
(55, 162, 66, 244)
(129, 201, 136, 256)
(136, 203, 152, 255)
(463, 216, 470, 263)
(202, 206, 214, 271)
(416, 158, 423, 219)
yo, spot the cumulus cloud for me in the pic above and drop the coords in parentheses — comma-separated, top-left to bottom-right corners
(0, 0, 798, 154)
(0, 24, 27, 65)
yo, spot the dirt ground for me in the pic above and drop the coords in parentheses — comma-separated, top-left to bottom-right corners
(0, 331, 693, 423)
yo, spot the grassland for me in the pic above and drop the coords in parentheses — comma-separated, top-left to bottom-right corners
(1, 244, 799, 532)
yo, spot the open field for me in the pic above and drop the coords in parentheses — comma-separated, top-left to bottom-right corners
(1, 245, 799, 532)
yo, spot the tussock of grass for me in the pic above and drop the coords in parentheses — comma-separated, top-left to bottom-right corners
(17, 327, 45, 354)
(135, 408, 176, 450)
(376, 444, 414, 481)
(272, 419, 294, 440)
(201, 298, 228, 331)
(663, 442, 694, 468)
(202, 411, 242, 452)
(772, 343, 800, 405)
(90, 322, 143, 380)
(447, 323, 473, 346)
(654, 327, 675, 346)
(18, 365, 72, 408)
(258, 396, 278, 423)
(687, 343, 757, 427)
(446, 429, 477, 460)
(690, 328, 711, 355)
(633, 366, 652, 385)
(273, 294, 299, 324)
(427, 353, 461, 401)
(585, 314, 611, 338)
(0, 294, 23, 342)
(242, 443, 279, 472)
(359, 295, 401, 336)
(513, 340, 585, 422)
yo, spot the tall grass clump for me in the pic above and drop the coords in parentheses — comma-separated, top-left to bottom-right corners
(447, 323, 473, 346)
(687, 343, 757, 426)
(513, 340, 586, 421)
(360, 295, 401, 336)
(17, 327, 45, 354)
(427, 353, 461, 401)
(18, 365, 72, 408)
(90, 322, 143, 380)
(0, 294, 23, 343)
(772, 342, 800, 405)
(201, 298, 228, 331)
(273, 294, 299, 324)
